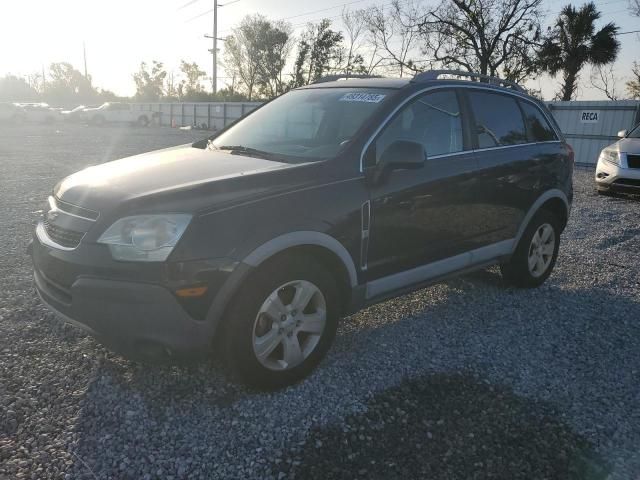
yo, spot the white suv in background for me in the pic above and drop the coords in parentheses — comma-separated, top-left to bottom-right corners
(596, 123, 640, 195)
(83, 102, 151, 126)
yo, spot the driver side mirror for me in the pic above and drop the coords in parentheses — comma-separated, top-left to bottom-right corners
(618, 130, 628, 138)
(379, 140, 426, 170)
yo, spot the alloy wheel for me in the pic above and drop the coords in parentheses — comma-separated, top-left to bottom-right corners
(528, 223, 555, 278)
(252, 280, 327, 371)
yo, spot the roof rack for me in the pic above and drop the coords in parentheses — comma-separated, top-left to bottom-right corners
(412, 70, 526, 93)
(312, 74, 383, 84)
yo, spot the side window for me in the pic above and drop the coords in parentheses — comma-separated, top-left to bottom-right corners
(519, 101, 558, 142)
(468, 91, 527, 148)
(374, 90, 464, 163)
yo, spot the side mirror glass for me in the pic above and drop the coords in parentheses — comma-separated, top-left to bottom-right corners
(379, 140, 426, 171)
(618, 130, 627, 138)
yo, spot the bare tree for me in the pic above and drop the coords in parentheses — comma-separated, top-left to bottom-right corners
(630, 0, 640, 16)
(627, 62, 640, 99)
(420, 0, 543, 82)
(341, 8, 368, 75)
(363, 0, 426, 77)
(589, 65, 620, 100)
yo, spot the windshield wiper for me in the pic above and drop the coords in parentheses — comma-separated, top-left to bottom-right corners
(215, 145, 274, 159)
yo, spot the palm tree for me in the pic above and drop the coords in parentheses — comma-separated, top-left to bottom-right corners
(538, 2, 620, 101)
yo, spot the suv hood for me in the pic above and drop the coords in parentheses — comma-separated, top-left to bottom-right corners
(54, 144, 295, 213)
(615, 137, 640, 153)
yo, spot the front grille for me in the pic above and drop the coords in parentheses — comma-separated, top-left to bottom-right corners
(627, 155, 640, 169)
(55, 197, 99, 220)
(44, 220, 85, 248)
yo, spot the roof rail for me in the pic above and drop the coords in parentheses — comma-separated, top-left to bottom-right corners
(412, 70, 526, 93)
(312, 74, 383, 84)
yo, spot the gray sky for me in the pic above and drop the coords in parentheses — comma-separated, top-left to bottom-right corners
(1, 0, 638, 100)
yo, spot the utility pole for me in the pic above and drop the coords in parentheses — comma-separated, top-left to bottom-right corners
(83, 42, 88, 80)
(203, 0, 218, 95)
(213, 0, 217, 94)
(203, 0, 236, 95)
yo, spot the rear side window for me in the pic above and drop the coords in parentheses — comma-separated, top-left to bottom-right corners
(519, 101, 558, 142)
(468, 91, 527, 148)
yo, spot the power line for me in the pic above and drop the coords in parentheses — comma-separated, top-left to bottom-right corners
(278, 0, 371, 22)
(186, 8, 214, 22)
(177, 0, 201, 11)
(217, 0, 384, 35)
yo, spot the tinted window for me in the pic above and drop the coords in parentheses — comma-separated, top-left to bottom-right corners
(520, 101, 557, 142)
(374, 90, 464, 162)
(468, 91, 527, 148)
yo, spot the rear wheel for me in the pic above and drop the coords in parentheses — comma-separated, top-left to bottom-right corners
(224, 255, 339, 389)
(501, 210, 560, 288)
(137, 115, 149, 127)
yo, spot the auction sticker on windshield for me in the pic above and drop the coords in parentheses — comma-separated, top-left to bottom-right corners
(339, 93, 386, 103)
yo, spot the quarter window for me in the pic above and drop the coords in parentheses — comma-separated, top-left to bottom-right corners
(374, 90, 464, 163)
(519, 101, 558, 142)
(468, 91, 527, 148)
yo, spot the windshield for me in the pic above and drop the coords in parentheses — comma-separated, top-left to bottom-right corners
(211, 88, 392, 161)
(627, 123, 640, 138)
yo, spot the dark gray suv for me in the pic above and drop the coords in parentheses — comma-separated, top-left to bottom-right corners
(31, 71, 573, 388)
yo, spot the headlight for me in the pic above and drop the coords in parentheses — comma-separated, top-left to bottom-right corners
(599, 149, 619, 166)
(98, 214, 192, 261)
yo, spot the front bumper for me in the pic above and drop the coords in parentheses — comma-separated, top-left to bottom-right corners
(30, 230, 241, 358)
(595, 157, 640, 194)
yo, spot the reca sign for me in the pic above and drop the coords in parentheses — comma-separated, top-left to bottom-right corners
(580, 111, 600, 123)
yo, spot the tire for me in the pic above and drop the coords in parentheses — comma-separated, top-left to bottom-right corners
(137, 115, 149, 127)
(223, 254, 340, 389)
(501, 209, 561, 288)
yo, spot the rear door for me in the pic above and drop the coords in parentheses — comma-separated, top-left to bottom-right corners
(462, 89, 559, 245)
(364, 89, 480, 280)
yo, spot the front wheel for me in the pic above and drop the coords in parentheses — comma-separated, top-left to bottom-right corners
(224, 255, 339, 389)
(501, 210, 561, 288)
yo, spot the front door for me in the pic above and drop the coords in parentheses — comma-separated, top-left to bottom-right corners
(364, 89, 479, 281)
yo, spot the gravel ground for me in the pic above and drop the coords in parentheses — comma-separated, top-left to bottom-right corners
(1, 124, 639, 479)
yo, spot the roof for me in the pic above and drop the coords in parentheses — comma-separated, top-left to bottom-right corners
(300, 77, 533, 99)
(299, 78, 411, 89)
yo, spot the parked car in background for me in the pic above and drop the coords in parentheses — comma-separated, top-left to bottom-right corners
(83, 102, 151, 126)
(0, 102, 26, 123)
(61, 105, 87, 122)
(31, 71, 573, 389)
(595, 122, 640, 195)
(17, 102, 61, 123)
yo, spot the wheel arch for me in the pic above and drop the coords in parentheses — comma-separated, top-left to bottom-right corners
(513, 189, 569, 253)
(242, 231, 358, 287)
(205, 231, 359, 336)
